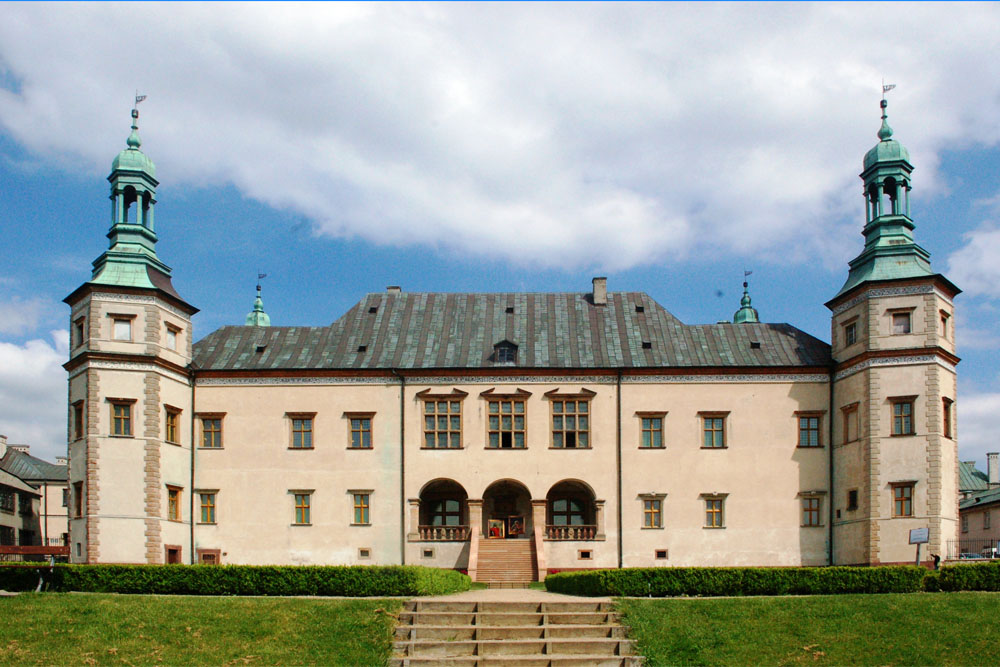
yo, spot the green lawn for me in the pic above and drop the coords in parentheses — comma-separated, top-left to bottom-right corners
(619, 592, 1000, 666)
(0, 594, 402, 666)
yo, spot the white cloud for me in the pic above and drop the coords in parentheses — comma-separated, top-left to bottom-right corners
(958, 392, 1000, 470)
(2, 4, 1000, 271)
(0, 331, 68, 462)
(948, 221, 1000, 298)
(0, 296, 49, 335)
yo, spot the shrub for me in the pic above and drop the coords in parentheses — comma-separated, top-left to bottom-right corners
(935, 561, 1000, 592)
(0, 564, 469, 596)
(545, 566, 926, 597)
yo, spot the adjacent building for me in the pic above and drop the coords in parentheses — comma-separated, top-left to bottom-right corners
(64, 99, 960, 577)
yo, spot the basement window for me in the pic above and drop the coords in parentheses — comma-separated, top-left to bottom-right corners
(358, 548, 371, 559)
(655, 549, 668, 560)
(578, 550, 593, 561)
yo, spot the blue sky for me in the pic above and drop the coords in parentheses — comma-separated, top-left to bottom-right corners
(2, 3, 1000, 465)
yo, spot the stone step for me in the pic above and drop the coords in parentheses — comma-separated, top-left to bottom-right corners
(406, 602, 614, 613)
(396, 624, 628, 641)
(390, 656, 643, 667)
(399, 611, 621, 627)
(394, 638, 635, 658)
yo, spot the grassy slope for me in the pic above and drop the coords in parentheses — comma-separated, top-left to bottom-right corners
(0, 594, 402, 666)
(619, 593, 1000, 666)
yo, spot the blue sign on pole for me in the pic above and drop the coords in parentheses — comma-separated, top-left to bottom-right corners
(909, 527, 929, 544)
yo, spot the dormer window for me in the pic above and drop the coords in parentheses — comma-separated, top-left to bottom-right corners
(493, 341, 517, 364)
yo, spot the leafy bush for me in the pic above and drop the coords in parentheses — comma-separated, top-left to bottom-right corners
(545, 566, 926, 597)
(0, 564, 469, 596)
(935, 561, 1000, 592)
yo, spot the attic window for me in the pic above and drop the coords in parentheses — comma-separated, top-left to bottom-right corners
(641, 341, 652, 350)
(357, 345, 368, 353)
(635, 305, 645, 313)
(494, 341, 517, 364)
(505, 306, 515, 314)
(255, 345, 266, 353)
(750, 341, 761, 349)
(368, 306, 378, 314)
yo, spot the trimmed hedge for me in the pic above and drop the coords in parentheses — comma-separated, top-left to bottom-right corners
(935, 561, 1000, 592)
(0, 564, 469, 596)
(545, 566, 927, 597)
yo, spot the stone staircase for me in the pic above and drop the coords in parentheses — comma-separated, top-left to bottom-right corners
(475, 539, 536, 586)
(391, 600, 642, 666)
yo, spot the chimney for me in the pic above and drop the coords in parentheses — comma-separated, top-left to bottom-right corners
(386, 286, 401, 295)
(592, 277, 607, 306)
(9, 445, 29, 453)
(989, 452, 999, 488)
(0, 434, 5, 458)
(56, 456, 68, 465)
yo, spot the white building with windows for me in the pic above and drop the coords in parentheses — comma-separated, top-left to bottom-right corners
(65, 100, 959, 579)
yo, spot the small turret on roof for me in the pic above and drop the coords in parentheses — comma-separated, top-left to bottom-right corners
(245, 280, 271, 327)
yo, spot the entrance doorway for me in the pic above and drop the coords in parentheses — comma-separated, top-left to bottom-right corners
(482, 479, 531, 539)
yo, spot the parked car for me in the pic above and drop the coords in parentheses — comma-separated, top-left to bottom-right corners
(981, 547, 999, 559)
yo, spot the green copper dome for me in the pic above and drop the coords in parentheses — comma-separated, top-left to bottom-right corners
(863, 100, 910, 171)
(732, 281, 759, 324)
(111, 109, 156, 177)
(245, 283, 271, 327)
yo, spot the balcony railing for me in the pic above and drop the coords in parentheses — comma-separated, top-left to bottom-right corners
(417, 525, 470, 541)
(545, 525, 597, 541)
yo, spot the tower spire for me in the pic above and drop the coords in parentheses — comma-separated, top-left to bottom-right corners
(732, 271, 759, 324)
(245, 274, 271, 326)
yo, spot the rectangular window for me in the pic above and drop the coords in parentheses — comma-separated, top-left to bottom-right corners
(961, 514, 969, 533)
(73, 481, 83, 518)
(801, 497, 821, 526)
(0, 526, 14, 546)
(892, 483, 913, 517)
(423, 400, 462, 449)
(18, 494, 32, 516)
(847, 489, 859, 512)
(167, 486, 181, 521)
(488, 399, 526, 448)
(797, 414, 822, 448)
(199, 493, 216, 524)
(110, 401, 132, 436)
(704, 497, 725, 528)
(73, 401, 85, 440)
(18, 530, 34, 546)
(892, 311, 911, 335)
(639, 414, 665, 448)
(165, 325, 179, 351)
(843, 403, 859, 443)
(112, 317, 133, 341)
(62, 487, 69, 508)
(986, 511, 992, 530)
(940, 311, 950, 338)
(165, 407, 180, 444)
(643, 498, 662, 528)
(201, 416, 223, 448)
(353, 493, 371, 525)
(0, 488, 14, 513)
(73, 317, 86, 347)
(347, 414, 373, 449)
(892, 400, 915, 436)
(844, 321, 857, 346)
(551, 399, 589, 448)
(943, 398, 953, 439)
(701, 414, 727, 448)
(289, 415, 314, 449)
(293, 493, 311, 525)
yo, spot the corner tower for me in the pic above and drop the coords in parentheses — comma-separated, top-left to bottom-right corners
(64, 101, 198, 564)
(827, 96, 960, 565)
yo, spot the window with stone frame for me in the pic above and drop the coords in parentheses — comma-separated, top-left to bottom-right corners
(165, 406, 181, 444)
(847, 489, 859, 512)
(638, 412, 666, 448)
(700, 412, 729, 449)
(890, 398, 916, 436)
(345, 412, 374, 449)
(110, 314, 134, 341)
(549, 393, 592, 449)
(640, 494, 666, 529)
(892, 483, 914, 517)
(940, 310, 950, 339)
(842, 403, 860, 443)
(73, 481, 83, 518)
(483, 390, 530, 449)
(73, 316, 87, 348)
(72, 401, 85, 440)
(801, 496, 822, 526)
(199, 492, 217, 524)
(702, 494, 727, 528)
(796, 412, 824, 448)
(288, 413, 316, 449)
(109, 399, 135, 437)
(165, 323, 181, 351)
(352, 491, 371, 525)
(292, 491, 312, 525)
(167, 486, 182, 521)
(891, 310, 912, 335)
(943, 398, 954, 439)
(419, 389, 467, 449)
(199, 414, 224, 448)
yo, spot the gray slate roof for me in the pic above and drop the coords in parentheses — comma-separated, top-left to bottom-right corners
(960, 461, 990, 494)
(193, 292, 830, 372)
(0, 448, 68, 482)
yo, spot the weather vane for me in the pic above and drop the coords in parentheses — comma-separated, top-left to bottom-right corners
(743, 269, 752, 288)
(881, 80, 896, 99)
(134, 91, 147, 109)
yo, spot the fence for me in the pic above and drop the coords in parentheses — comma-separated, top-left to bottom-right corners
(947, 538, 1000, 560)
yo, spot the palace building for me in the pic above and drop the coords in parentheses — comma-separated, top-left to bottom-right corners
(64, 99, 960, 578)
